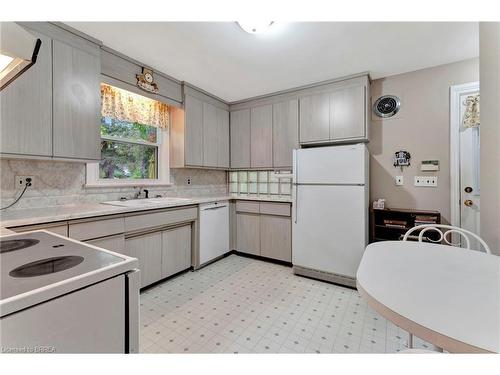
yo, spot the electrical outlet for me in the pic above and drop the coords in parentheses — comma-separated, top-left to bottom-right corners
(414, 176, 437, 187)
(15, 175, 34, 189)
(187, 178, 191, 185)
(395, 176, 403, 186)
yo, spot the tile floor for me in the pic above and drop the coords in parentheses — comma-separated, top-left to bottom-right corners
(139, 254, 432, 353)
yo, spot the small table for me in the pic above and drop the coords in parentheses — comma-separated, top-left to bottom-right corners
(357, 241, 500, 353)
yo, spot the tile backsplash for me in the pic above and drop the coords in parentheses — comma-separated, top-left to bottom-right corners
(0, 159, 227, 210)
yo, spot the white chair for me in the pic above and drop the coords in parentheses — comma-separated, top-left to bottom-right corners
(401, 224, 491, 350)
(402, 224, 491, 254)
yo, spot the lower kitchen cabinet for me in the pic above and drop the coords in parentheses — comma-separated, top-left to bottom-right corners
(260, 216, 292, 262)
(162, 225, 192, 278)
(235, 201, 292, 262)
(126, 232, 163, 288)
(87, 234, 126, 256)
(236, 213, 260, 256)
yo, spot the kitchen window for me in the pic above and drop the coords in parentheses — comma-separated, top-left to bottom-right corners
(86, 84, 170, 187)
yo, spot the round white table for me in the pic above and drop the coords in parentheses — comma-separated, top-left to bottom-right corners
(356, 241, 500, 353)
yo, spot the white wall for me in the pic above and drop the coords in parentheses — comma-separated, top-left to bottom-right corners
(479, 23, 500, 254)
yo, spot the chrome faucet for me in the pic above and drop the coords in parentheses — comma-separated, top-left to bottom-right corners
(133, 187, 149, 199)
(133, 187, 143, 199)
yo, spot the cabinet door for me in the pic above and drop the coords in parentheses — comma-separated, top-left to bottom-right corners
(250, 104, 273, 168)
(161, 225, 192, 278)
(184, 95, 204, 166)
(52, 40, 101, 160)
(1, 30, 52, 157)
(273, 99, 298, 168)
(87, 234, 126, 256)
(217, 108, 230, 168)
(126, 232, 162, 288)
(260, 215, 291, 262)
(236, 213, 260, 256)
(330, 85, 366, 140)
(299, 93, 330, 143)
(202, 102, 218, 167)
(230, 109, 251, 168)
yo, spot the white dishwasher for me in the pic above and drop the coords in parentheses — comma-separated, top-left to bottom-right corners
(199, 201, 230, 267)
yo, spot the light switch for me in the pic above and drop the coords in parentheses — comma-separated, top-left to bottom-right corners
(414, 176, 438, 187)
(395, 176, 403, 186)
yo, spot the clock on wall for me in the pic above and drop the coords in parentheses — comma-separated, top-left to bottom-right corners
(136, 68, 159, 93)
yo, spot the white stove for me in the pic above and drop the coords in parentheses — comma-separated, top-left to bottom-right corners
(0, 230, 140, 353)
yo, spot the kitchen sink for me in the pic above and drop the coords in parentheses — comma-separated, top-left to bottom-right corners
(101, 197, 192, 208)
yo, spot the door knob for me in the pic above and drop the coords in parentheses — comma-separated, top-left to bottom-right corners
(464, 199, 473, 207)
(464, 186, 473, 193)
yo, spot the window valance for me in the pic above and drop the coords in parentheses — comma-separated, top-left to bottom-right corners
(463, 94, 480, 129)
(101, 84, 169, 129)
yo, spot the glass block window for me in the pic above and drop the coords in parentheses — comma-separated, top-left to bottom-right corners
(228, 170, 292, 196)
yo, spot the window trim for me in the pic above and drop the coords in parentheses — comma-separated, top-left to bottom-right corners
(86, 125, 171, 188)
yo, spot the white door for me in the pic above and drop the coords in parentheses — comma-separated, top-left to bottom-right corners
(459, 91, 481, 247)
(292, 185, 367, 278)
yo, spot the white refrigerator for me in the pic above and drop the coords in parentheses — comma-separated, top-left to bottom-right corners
(292, 143, 369, 287)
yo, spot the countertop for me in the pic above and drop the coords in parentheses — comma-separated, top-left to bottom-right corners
(0, 194, 292, 229)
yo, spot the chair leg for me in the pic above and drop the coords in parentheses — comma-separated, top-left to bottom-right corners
(407, 333, 414, 349)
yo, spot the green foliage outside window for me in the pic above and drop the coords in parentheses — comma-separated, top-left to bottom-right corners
(99, 117, 158, 180)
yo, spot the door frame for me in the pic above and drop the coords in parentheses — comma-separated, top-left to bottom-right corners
(449, 81, 480, 228)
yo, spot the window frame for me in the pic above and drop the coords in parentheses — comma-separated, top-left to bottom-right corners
(86, 95, 171, 187)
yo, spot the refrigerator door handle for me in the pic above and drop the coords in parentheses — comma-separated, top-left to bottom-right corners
(294, 184, 298, 224)
(293, 149, 298, 224)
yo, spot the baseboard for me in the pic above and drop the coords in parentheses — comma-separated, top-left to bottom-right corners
(232, 250, 293, 267)
(293, 265, 357, 289)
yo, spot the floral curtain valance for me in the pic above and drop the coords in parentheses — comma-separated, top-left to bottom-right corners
(101, 84, 169, 129)
(463, 94, 480, 129)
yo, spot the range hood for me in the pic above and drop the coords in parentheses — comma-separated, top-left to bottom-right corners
(0, 23, 41, 90)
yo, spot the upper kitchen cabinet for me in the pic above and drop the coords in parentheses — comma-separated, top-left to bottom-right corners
(329, 84, 366, 140)
(184, 94, 204, 166)
(230, 109, 251, 169)
(52, 40, 101, 160)
(272, 99, 298, 168)
(216, 108, 230, 168)
(299, 75, 370, 145)
(170, 85, 230, 169)
(202, 102, 218, 168)
(299, 92, 330, 143)
(1, 22, 103, 162)
(250, 104, 273, 168)
(0, 27, 52, 158)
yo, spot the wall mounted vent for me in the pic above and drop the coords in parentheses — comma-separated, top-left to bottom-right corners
(373, 95, 401, 118)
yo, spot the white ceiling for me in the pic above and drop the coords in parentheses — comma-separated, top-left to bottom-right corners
(66, 22, 479, 102)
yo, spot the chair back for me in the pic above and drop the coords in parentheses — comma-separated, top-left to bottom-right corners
(402, 224, 491, 254)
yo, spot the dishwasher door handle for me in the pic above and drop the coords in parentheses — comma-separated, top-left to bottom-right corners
(202, 205, 227, 211)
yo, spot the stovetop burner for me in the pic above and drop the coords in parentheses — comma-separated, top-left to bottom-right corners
(0, 238, 40, 253)
(9, 256, 85, 278)
(1, 231, 126, 301)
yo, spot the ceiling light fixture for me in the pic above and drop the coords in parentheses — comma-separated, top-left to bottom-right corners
(237, 21, 274, 35)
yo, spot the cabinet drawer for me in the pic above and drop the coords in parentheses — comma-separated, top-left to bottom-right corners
(259, 202, 291, 217)
(235, 201, 260, 214)
(86, 234, 126, 256)
(125, 207, 197, 233)
(69, 217, 124, 241)
(11, 222, 68, 237)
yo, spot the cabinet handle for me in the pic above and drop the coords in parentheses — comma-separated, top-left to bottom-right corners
(203, 205, 227, 211)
